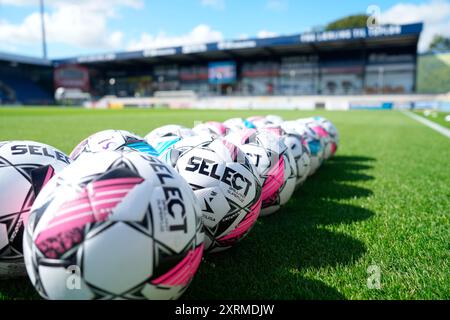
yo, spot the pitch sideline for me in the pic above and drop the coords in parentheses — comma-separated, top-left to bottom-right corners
(402, 111, 450, 139)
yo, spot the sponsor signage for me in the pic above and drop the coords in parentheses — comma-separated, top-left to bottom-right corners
(182, 44, 208, 54)
(76, 53, 116, 63)
(300, 25, 404, 43)
(217, 40, 257, 50)
(143, 48, 178, 57)
(208, 61, 236, 84)
(54, 64, 90, 91)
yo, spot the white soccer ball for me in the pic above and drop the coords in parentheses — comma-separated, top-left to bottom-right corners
(145, 125, 195, 141)
(246, 115, 283, 128)
(23, 150, 204, 300)
(282, 120, 324, 176)
(192, 121, 228, 138)
(0, 141, 70, 278)
(246, 115, 265, 122)
(147, 135, 183, 157)
(163, 137, 262, 253)
(265, 114, 284, 125)
(158, 135, 217, 166)
(284, 132, 311, 187)
(70, 129, 158, 161)
(145, 125, 197, 156)
(247, 115, 272, 128)
(223, 118, 256, 132)
(226, 129, 297, 216)
(263, 125, 311, 187)
(299, 118, 333, 160)
(311, 116, 339, 157)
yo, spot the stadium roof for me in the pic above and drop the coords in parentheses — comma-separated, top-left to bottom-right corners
(0, 23, 423, 68)
(54, 23, 423, 68)
(0, 51, 51, 66)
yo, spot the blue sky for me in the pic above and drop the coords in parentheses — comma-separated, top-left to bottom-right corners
(0, 0, 448, 58)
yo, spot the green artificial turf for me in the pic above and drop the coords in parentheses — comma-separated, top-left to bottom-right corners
(0, 107, 448, 300)
(414, 110, 450, 129)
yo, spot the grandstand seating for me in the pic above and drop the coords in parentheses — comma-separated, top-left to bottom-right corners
(0, 73, 52, 105)
(0, 81, 14, 104)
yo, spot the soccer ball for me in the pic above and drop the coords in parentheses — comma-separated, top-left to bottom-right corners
(311, 116, 339, 157)
(192, 121, 227, 138)
(0, 141, 71, 278)
(158, 135, 217, 166)
(223, 118, 256, 132)
(282, 120, 324, 176)
(246, 115, 265, 123)
(145, 125, 196, 156)
(263, 125, 311, 187)
(246, 116, 271, 128)
(145, 125, 195, 141)
(70, 129, 158, 161)
(23, 150, 204, 300)
(247, 115, 283, 128)
(226, 129, 297, 216)
(265, 114, 284, 125)
(283, 131, 311, 187)
(301, 118, 333, 160)
(163, 137, 262, 253)
(147, 135, 183, 156)
(150, 134, 214, 161)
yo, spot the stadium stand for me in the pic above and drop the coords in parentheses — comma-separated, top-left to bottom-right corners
(52, 23, 423, 99)
(0, 53, 53, 105)
(0, 73, 52, 105)
(3, 22, 449, 109)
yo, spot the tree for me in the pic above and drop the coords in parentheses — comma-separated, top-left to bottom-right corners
(326, 14, 369, 31)
(417, 52, 450, 93)
(428, 35, 450, 52)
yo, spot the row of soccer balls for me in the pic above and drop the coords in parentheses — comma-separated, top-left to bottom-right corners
(0, 114, 338, 300)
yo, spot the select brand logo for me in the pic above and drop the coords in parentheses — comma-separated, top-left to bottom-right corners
(11, 144, 71, 164)
(147, 156, 188, 233)
(185, 156, 253, 196)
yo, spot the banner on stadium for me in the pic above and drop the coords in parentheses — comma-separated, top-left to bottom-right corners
(54, 65, 90, 91)
(208, 61, 237, 84)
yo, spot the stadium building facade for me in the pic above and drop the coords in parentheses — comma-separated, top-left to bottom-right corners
(0, 23, 423, 104)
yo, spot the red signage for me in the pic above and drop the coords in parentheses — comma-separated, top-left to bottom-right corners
(54, 65, 90, 91)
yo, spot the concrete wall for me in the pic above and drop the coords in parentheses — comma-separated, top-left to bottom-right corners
(91, 94, 446, 111)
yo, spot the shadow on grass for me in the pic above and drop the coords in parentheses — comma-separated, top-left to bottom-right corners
(0, 278, 39, 300)
(185, 155, 376, 300)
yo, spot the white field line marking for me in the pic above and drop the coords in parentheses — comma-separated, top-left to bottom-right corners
(402, 111, 450, 139)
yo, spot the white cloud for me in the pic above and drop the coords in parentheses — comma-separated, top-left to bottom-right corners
(0, 0, 142, 52)
(127, 27, 280, 51)
(380, 0, 450, 52)
(266, 0, 288, 11)
(127, 24, 224, 51)
(257, 30, 279, 38)
(201, 0, 225, 10)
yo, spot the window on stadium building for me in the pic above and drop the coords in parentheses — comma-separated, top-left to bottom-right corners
(364, 53, 415, 94)
(279, 55, 319, 95)
(241, 61, 280, 95)
(320, 65, 364, 95)
(153, 65, 180, 91)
